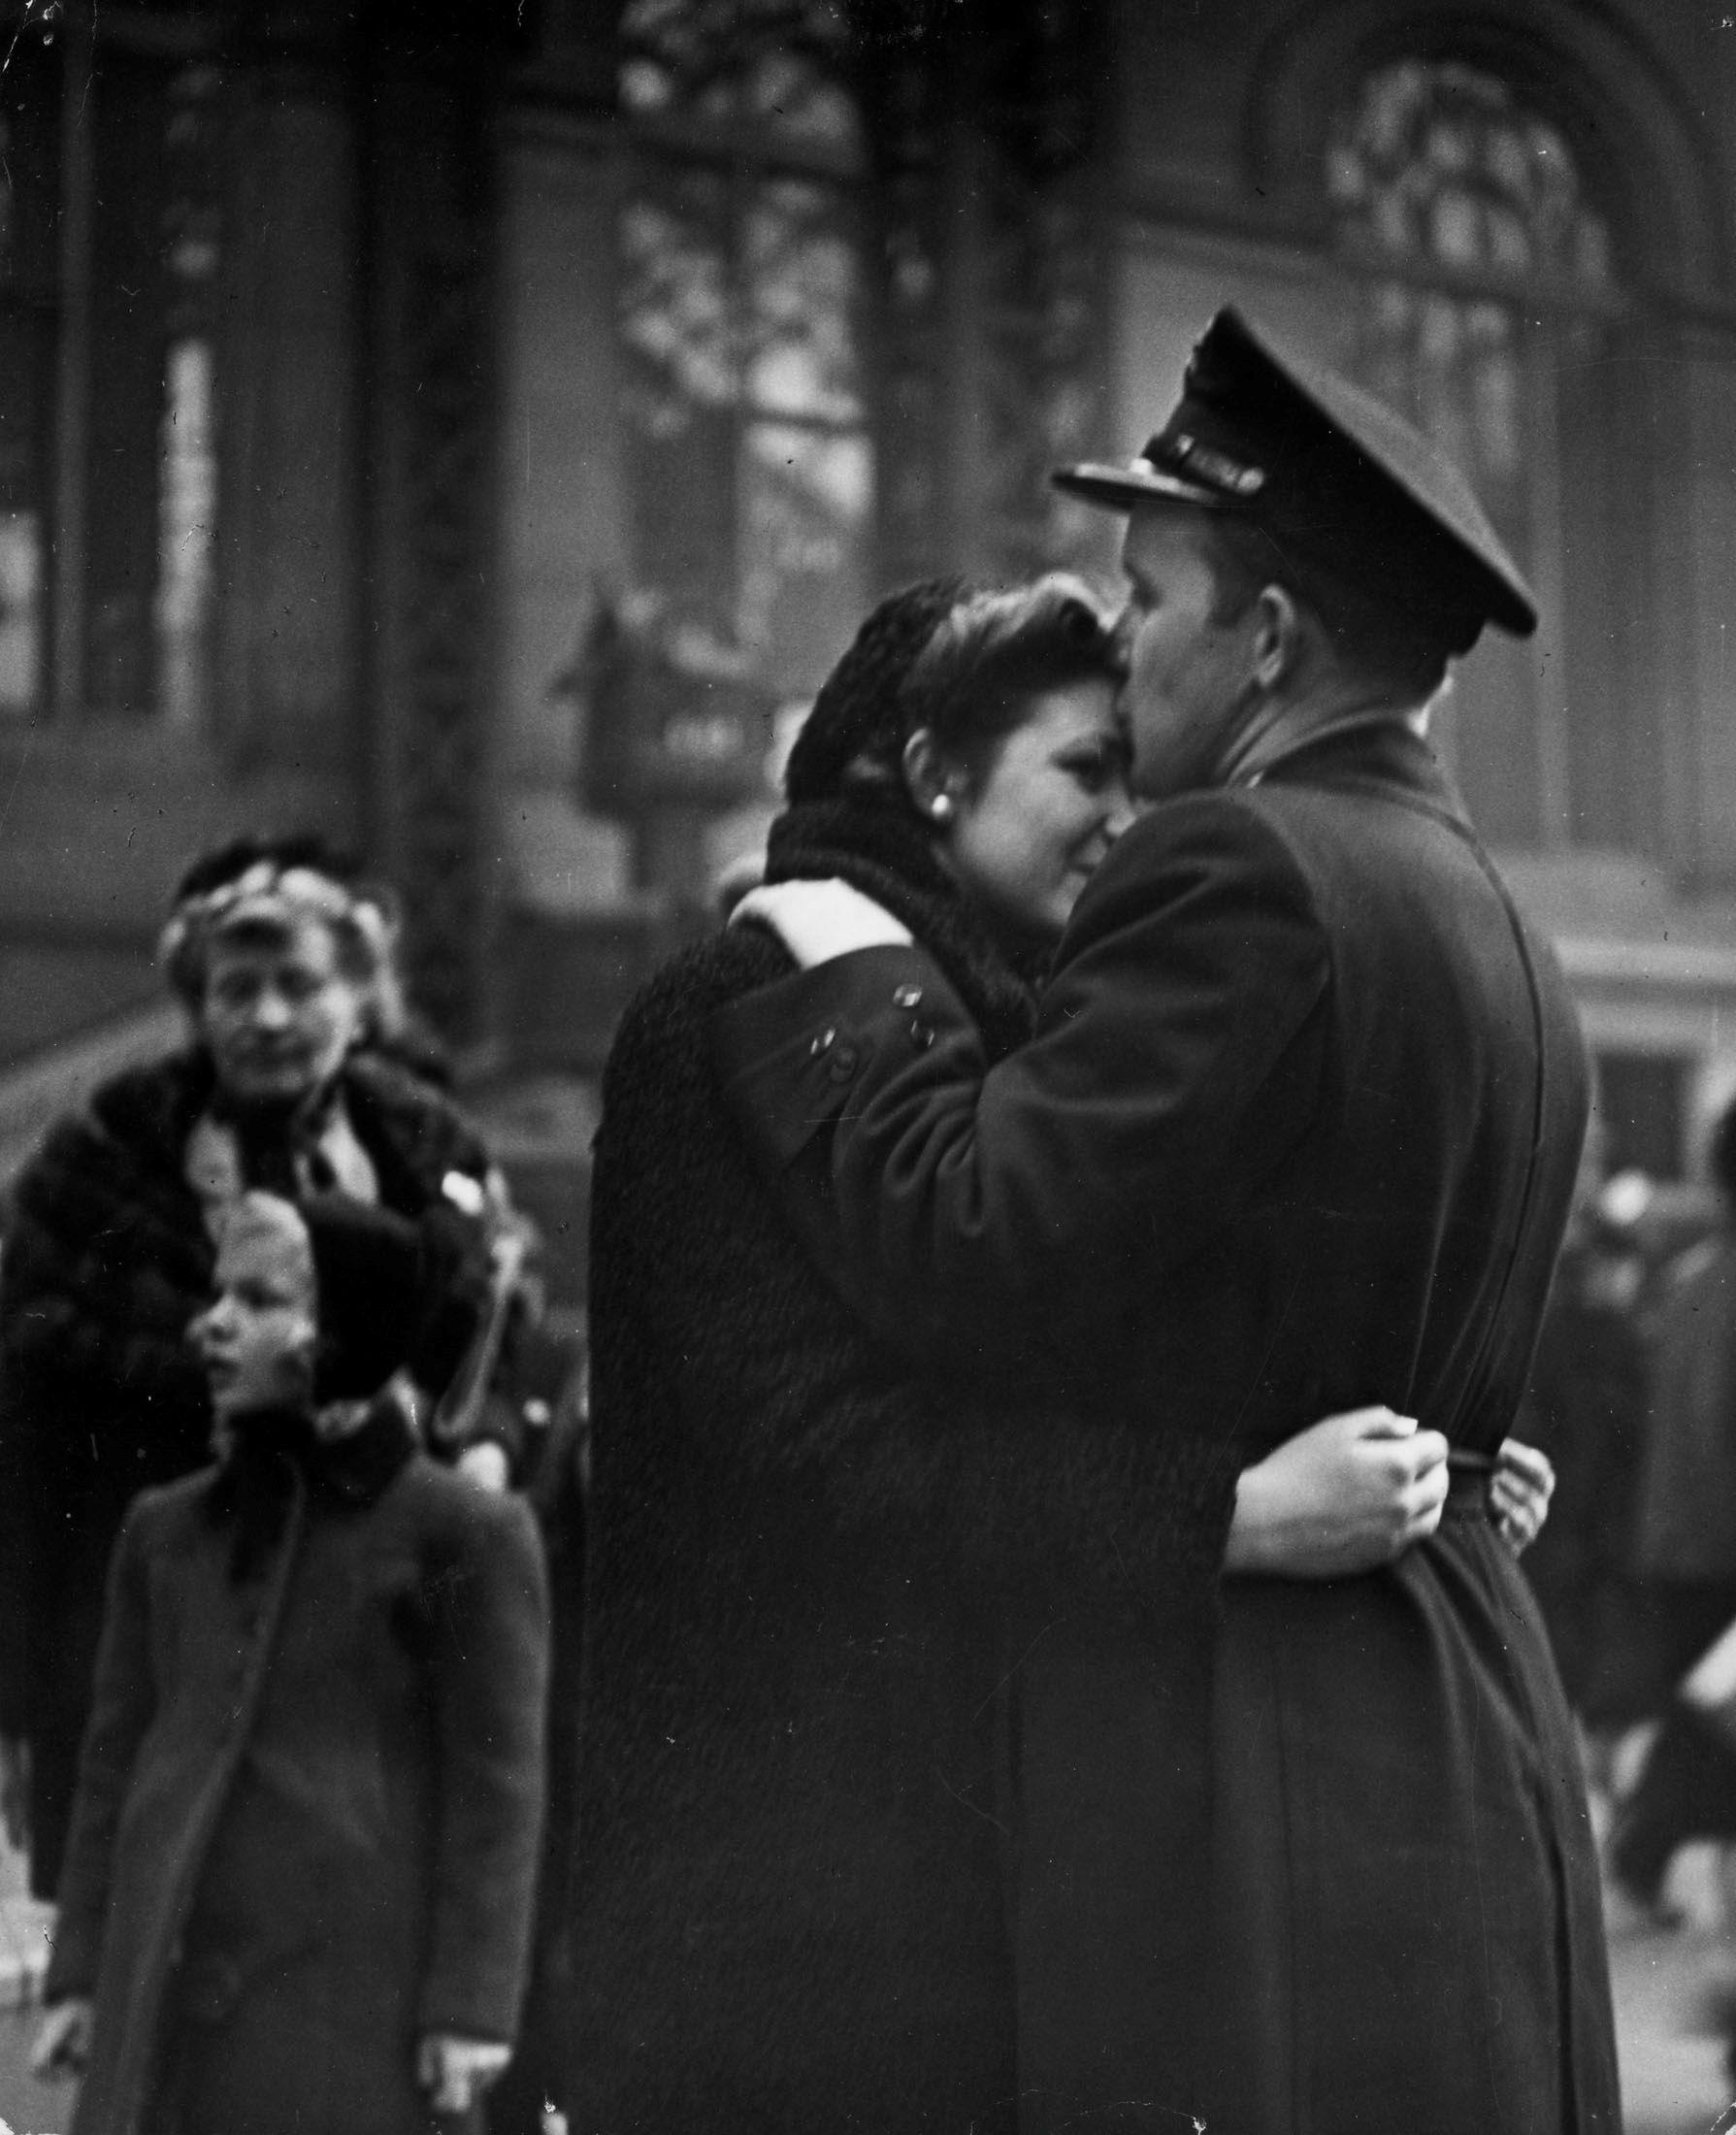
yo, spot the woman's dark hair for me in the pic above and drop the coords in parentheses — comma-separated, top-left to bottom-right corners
(784, 572, 1125, 808)
(902, 574, 1127, 785)
(1197, 512, 1458, 708)
(783, 576, 970, 805)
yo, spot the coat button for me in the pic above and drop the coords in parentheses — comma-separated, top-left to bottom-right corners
(910, 1021, 935, 1050)
(892, 983, 923, 1009)
(828, 1043, 859, 1081)
(809, 1027, 836, 1059)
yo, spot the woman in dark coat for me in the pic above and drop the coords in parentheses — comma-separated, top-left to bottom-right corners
(36, 1189, 547, 2135)
(0, 847, 499, 1898)
(569, 576, 1466, 2133)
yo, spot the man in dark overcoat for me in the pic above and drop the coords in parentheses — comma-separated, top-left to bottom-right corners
(714, 310, 1619, 2133)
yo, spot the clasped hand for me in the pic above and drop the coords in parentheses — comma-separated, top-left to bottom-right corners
(1228, 1407, 1552, 1579)
(415, 2032, 512, 2116)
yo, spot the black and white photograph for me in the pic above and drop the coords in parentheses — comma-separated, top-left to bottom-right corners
(0, 2, 1734, 2129)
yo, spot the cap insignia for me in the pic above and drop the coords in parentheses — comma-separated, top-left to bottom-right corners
(1167, 432, 1265, 497)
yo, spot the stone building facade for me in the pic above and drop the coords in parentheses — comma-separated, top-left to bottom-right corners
(4, 0, 1736, 1178)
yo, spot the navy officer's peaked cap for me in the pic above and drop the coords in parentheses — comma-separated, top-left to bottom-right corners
(1054, 306, 1537, 649)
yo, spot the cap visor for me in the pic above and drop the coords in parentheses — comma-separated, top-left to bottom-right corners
(1051, 462, 1227, 512)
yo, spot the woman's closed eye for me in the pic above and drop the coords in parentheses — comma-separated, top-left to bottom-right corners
(1056, 739, 1130, 795)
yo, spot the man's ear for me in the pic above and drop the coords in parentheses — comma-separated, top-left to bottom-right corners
(901, 728, 964, 823)
(1252, 584, 1303, 693)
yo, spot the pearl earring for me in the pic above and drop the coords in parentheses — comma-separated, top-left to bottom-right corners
(931, 795, 955, 824)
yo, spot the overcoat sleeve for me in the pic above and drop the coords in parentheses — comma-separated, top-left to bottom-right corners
(597, 933, 1240, 1615)
(43, 1504, 159, 1999)
(711, 796, 1333, 1367)
(415, 1485, 549, 2044)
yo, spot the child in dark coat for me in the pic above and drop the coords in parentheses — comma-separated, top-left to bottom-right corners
(34, 1189, 549, 2135)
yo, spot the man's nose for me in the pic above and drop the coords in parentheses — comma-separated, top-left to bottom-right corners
(248, 986, 292, 1030)
(1102, 791, 1138, 842)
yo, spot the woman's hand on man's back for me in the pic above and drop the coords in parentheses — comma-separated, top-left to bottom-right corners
(32, 1998, 92, 2078)
(1490, 1438, 1555, 1555)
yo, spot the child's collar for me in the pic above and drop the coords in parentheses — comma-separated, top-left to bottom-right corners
(216, 1387, 417, 1509)
(310, 1387, 418, 1504)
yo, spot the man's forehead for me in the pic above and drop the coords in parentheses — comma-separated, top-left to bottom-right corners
(1121, 502, 1214, 571)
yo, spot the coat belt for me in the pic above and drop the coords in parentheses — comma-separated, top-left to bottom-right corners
(1442, 1447, 1495, 1522)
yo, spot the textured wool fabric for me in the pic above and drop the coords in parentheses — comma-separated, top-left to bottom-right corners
(47, 1397, 547, 2135)
(565, 788, 1235, 2134)
(766, 793, 1042, 1058)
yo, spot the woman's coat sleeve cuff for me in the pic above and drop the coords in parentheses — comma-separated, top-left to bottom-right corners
(711, 944, 958, 1166)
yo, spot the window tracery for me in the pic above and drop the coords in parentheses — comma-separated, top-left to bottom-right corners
(0, 16, 225, 723)
(616, 0, 870, 699)
(1328, 59, 1611, 554)
(1327, 57, 1620, 848)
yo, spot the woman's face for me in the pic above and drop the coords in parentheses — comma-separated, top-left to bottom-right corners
(942, 677, 1135, 951)
(199, 916, 367, 1108)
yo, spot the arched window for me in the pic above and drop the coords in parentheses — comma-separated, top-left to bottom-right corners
(1327, 59, 1626, 849)
(616, 0, 871, 700)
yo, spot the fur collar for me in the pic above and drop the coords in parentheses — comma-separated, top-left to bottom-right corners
(765, 797, 1037, 1064)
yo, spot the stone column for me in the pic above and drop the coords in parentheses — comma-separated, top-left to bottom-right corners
(354, 22, 501, 1047)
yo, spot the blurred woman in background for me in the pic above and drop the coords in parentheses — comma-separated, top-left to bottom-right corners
(0, 838, 499, 1898)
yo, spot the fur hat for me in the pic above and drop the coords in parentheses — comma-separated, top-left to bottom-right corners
(299, 1193, 483, 1402)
